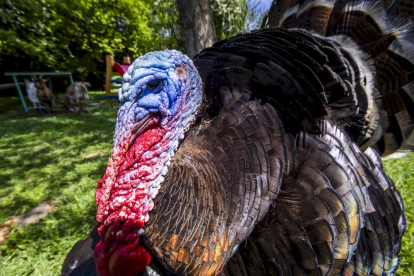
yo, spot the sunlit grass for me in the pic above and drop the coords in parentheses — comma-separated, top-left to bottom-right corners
(384, 154, 414, 275)
(0, 91, 118, 275)
(0, 91, 412, 275)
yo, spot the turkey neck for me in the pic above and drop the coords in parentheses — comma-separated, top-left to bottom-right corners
(93, 50, 203, 276)
(93, 111, 190, 276)
(96, 113, 183, 233)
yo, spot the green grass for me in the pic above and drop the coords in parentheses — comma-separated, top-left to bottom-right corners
(0, 91, 118, 275)
(0, 92, 413, 275)
(383, 154, 414, 275)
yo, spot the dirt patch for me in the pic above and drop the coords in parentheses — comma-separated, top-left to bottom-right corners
(82, 151, 105, 160)
(0, 202, 56, 244)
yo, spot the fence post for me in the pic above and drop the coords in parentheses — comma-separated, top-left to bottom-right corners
(13, 75, 28, 113)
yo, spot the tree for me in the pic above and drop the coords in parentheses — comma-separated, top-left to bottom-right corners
(0, 0, 262, 87)
(176, 0, 216, 58)
(175, 0, 263, 57)
(0, 0, 178, 84)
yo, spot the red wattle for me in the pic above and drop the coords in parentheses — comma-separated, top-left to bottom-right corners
(109, 241, 151, 276)
(94, 241, 112, 276)
(119, 127, 165, 173)
(95, 238, 152, 276)
(94, 124, 167, 275)
(96, 126, 164, 223)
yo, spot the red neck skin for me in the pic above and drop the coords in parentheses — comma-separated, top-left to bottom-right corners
(94, 116, 168, 276)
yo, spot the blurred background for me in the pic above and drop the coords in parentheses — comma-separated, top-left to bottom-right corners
(0, 0, 269, 98)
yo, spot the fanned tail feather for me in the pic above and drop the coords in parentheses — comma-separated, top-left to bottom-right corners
(385, 0, 414, 19)
(263, 0, 414, 157)
(263, 0, 306, 28)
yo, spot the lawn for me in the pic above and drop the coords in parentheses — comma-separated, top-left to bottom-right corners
(0, 91, 118, 275)
(0, 91, 413, 275)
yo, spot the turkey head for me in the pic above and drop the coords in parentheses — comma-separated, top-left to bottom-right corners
(94, 50, 203, 276)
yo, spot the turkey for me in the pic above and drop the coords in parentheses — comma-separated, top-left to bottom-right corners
(61, 0, 413, 275)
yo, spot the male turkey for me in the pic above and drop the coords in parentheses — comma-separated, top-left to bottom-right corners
(62, 0, 413, 275)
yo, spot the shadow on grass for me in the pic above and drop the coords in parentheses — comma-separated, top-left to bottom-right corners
(1, 196, 98, 275)
(0, 97, 119, 222)
(0, 92, 121, 275)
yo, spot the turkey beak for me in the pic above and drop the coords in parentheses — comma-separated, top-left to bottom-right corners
(128, 113, 156, 150)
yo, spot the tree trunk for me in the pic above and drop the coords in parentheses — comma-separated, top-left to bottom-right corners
(176, 0, 217, 58)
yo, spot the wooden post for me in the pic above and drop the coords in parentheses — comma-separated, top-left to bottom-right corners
(105, 55, 131, 95)
(106, 55, 115, 95)
(123, 56, 131, 64)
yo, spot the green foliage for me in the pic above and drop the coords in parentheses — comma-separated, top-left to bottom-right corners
(152, 0, 185, 52)
(211, 0, 248, 40)
(0, 0, 182, 80)
(0, 0, 262, 83)
(211, 0, 263, 40)
(0, 92, 118, 275)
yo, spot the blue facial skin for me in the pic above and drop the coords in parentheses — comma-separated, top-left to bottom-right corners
(133, 79, 170, 122)
(119, 50, 196, 124)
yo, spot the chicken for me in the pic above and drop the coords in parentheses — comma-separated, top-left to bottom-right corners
(62, 0, 412, 275)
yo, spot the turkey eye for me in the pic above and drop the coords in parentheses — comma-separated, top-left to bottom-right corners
(148, 80, 160, 89)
